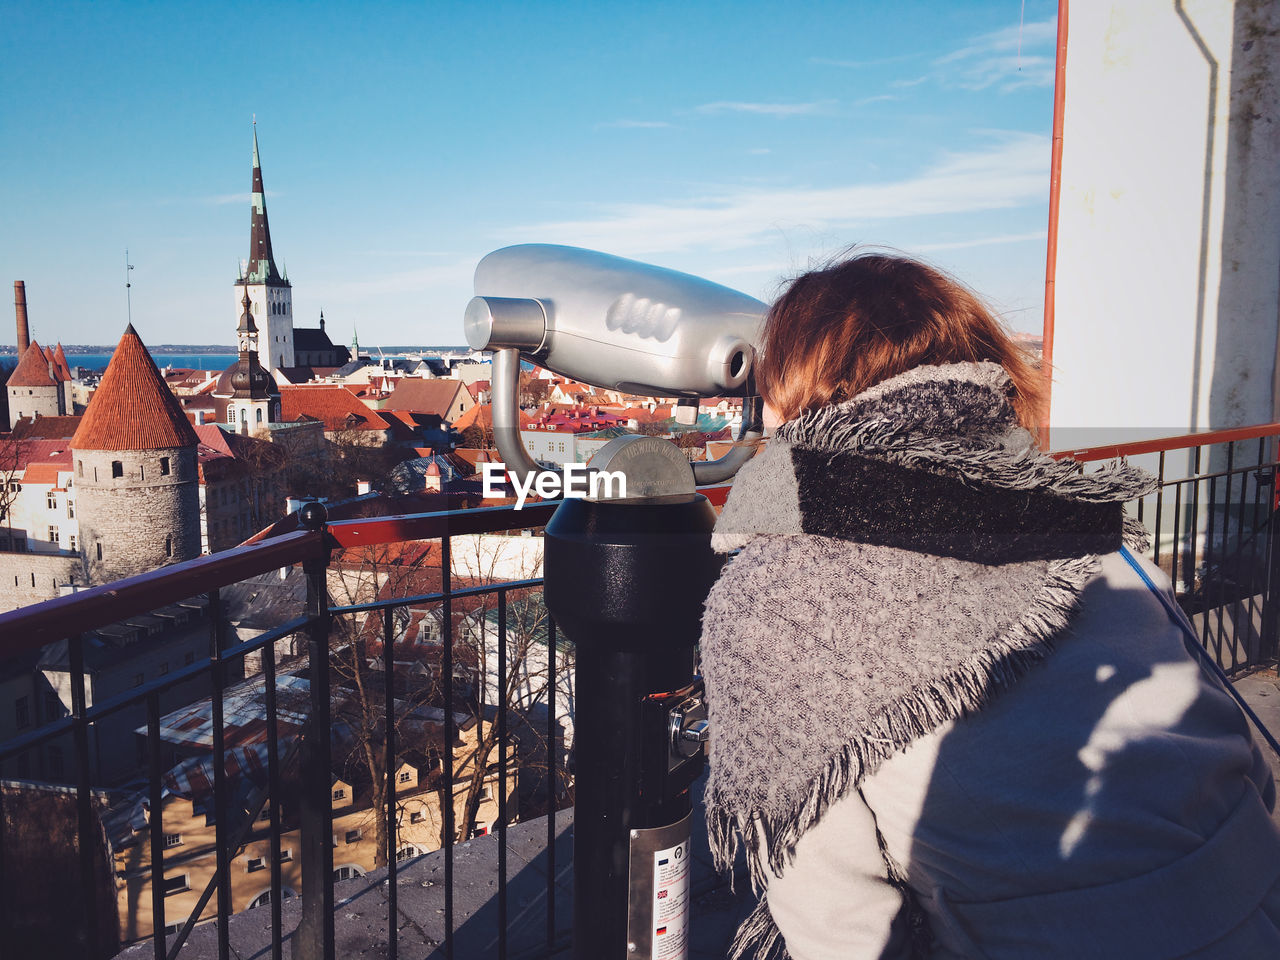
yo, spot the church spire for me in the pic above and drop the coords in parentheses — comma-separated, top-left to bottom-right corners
(246, 123, 284, 285)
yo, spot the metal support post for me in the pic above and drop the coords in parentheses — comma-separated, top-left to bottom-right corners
(545, 493, 724, 960)
(294, 503, 335, 960)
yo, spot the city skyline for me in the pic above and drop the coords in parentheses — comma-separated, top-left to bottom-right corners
(2, 1, 1057, 347)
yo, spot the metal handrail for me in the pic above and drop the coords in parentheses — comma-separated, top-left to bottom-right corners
(1053, 422, 1280, 462)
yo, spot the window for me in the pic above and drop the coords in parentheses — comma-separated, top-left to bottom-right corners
(333, 865, 364, 881)
(66, 501, 74, 518)
(479, 785, 492, 801)
(69, 535, 76, 553)
(44, 692, 62, 720)
(227, 407, 236, 425)
(468, 825, 490, 839)
(158, 662, 169, 676)
(162, 874, 189, 896)
(77, 460, 83, 477)
(409, 810, 424, 824)
(164, 833, 183, 848)
(47, 525, 58, 544)
(132, 673, 144, 687)
(332, 787, 345, 800)
(47, 745, 63, 779)
(165, 536, 172, 558)
(160, 457, 170, 476)
(256, 408, 263, 423)
(278, 849, 293, 863)
(111, 461, 123, 478)
(15, 696, 30, 729)
(398, 770, 412, 784)
(95, 542, 102, 560)
(396, 846, 421, 863)
(344, 829, 362, 844)
(47, 492, 57, 509)
(246, 857, 265, 873)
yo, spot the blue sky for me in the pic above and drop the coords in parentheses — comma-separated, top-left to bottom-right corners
(1, 0, 1058, 348)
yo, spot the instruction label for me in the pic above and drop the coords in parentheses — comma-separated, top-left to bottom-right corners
(651, 838, 689, 960)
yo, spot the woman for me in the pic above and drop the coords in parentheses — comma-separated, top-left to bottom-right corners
(699, 251, 1280, 959)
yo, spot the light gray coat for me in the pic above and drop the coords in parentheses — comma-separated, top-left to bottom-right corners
(762, 551, 1280, 959)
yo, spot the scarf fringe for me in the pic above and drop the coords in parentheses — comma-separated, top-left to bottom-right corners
(707, 550, 1102, 956)
(776, 408, 1156, 506)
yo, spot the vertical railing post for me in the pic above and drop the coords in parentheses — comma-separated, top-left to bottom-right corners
(294, 503, 335, 960)
(1261, 468, 1280, 663)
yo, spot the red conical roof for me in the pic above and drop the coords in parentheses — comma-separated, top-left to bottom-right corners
(72, 325, 200, 451)
(52, 343, 73, 381)
(7, 340, 58, 387)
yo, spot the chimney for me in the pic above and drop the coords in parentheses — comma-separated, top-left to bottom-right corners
(14, 281, 30, 353)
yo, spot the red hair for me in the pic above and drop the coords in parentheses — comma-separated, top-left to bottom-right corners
(754, 251, 1044, 434)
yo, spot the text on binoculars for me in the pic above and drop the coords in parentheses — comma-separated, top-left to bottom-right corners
(482, 461, 628, 508)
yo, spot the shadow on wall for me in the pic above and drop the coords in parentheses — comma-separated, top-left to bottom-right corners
(1180, 0, 1280, 433)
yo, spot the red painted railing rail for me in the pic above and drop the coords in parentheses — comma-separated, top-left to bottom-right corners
(1053, 423, 1280, 462)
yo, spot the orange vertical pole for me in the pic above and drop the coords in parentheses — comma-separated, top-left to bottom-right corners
(1041, 0, 1069, 448)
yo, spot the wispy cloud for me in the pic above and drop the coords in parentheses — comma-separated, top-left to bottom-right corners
(504, 132, 1048, 258)
(809, 54, 920, 69)
(891, 75, 929, 88)
(595, 119, 672, 129)
(694, 100, 834, 117)
(911, 230, 1047, 253)
(935, 18, 1057, 91)
(855, 94, 901, 106)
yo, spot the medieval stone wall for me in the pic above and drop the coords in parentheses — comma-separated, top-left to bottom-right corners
(0, 551, 83, 613)
(73, 445, 201, 582)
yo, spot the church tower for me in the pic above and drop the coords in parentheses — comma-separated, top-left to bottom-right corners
(236, 125, 294, 373)
(225, 288, 281, 430)
(71, 325, 202, 582)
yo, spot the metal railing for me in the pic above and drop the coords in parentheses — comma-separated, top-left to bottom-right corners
(1057, 422, 1280, 676)
(0, 499, 569, 960)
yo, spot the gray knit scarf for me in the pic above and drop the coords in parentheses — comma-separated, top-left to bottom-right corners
(699, 361, 1156, 959)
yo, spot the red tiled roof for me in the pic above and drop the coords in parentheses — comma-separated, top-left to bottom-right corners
(452, 403, 534, 432)
(51, 344, 72, 381)
(21, 462, 70, 485)
(384, 378, 466, 417)
(71, 325, 200, 451)
(10, 415, 81, 440)
(280, 384, 392, 432)
(6, 440, 74, 473)
(7, 340, 59, 387)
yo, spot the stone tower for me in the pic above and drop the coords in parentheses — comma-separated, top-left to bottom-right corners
(71, 325, 202, 582)
(236, 125, 294, 374)
(7, 339, 69, 421)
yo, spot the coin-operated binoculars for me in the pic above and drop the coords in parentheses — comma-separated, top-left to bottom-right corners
(464, 244, 766, 960)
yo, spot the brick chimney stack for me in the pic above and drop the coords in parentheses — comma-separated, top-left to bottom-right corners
(14, 281, 30, 353)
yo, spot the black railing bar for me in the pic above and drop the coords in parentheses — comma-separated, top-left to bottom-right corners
(383, 606, 398, 960)
(69, 633, 102, 956)
(497, 587, 509, 960)
(1172, 480, 1183, 594)
(263, 641, 284, 960)
(209, 589, 232, 960)
(70, 616, 315, 732)
(546, 615, 556, 951)
(1157, 462, 1280, 488)
(1246, 461, 1268, 660)
(442, 536, 455, 960)
(1203, 475, 1221, 663)
(1221, 446, 1238, 671)
(0, 529, 326, 655)
(164, 735, 305, 960)
(147, 690, 167, 960)
(329, 577, 546, 617)
(1154, 451, 1166, 566)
